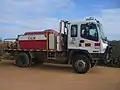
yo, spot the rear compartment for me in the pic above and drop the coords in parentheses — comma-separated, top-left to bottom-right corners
(18, 29, 59, 51)
(18, 34, 47, 50)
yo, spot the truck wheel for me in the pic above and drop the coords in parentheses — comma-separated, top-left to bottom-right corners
(91, 61, 97, 68)
(72, 54, 91, 74)
(15, 53, 30, 67)
(104, 52, 112, 64)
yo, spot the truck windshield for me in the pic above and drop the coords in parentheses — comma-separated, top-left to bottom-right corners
(81, 23, 99, 41)
(97, 24, 107, 43)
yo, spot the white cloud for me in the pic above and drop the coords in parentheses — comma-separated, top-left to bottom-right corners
(0, 0, 76, 37)
(72, 8, 120, 40)
(0, 0, 120, 40)
(98, 8, 120, 40)
(71, 8, 120, 40)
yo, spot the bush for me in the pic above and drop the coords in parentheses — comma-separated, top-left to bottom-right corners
(0, 43, 3, 56)
(110, 40, 120, 57)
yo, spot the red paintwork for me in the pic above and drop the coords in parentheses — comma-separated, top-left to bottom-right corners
(18, 29, 58, 50)
(94, 42, 100, 46)
(19, 40, 46, 50)
(85, 43, 91, 47)
(79, 43, 82, 47)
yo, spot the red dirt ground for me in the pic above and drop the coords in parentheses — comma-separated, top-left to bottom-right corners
(0, 60, 120, 90)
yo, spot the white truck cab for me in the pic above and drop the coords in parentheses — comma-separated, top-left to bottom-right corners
(68, 17, 108, 54)
(60, 17, 112, 73)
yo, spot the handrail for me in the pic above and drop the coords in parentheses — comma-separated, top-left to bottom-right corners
(4, 38, 17, 41)
(3, 38, 17, 50)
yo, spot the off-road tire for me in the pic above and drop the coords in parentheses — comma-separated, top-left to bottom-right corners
(72, 54, 91, 74)
(15, 53, 31, 67)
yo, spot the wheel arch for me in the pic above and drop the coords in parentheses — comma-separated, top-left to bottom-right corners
(68, 49, 92, 64)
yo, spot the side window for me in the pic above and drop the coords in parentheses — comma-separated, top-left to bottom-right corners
(71, 25, 78, 37)
(81, 23, 98, 41)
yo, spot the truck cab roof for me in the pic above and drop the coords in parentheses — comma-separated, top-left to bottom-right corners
(71, 20, 99, 25)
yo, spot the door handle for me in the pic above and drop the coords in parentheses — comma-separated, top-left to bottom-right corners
(80, 40, 84, 43)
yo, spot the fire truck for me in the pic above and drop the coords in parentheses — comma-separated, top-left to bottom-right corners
(3, 17, 112, 74)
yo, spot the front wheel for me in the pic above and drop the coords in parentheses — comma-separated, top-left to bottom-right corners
(104, 45, 112, 64)
(104, 52, 112, 64)
(72, 54, 91, 74)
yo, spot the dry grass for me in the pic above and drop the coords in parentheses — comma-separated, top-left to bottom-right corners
(0, 42, 3, 56)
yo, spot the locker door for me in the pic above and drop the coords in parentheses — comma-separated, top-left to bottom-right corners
(48, 33, 55, 50)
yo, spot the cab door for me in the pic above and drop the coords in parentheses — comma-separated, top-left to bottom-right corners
(79, 23, 101, 53)
(68, 24, 79, 49)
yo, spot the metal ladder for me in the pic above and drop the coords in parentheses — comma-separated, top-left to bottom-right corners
(46, 30, 57, 60)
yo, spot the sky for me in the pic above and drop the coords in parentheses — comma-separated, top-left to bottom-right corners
(0, 0, 120, 40)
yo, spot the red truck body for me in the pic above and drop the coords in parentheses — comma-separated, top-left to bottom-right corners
(18, 29, 58, 50)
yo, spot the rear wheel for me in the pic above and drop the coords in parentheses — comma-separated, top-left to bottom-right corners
(15, 52, 31, 67)
(72, 54, 91, 74)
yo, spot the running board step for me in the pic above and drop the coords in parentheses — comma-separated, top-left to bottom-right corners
(47, 51, 56, 60)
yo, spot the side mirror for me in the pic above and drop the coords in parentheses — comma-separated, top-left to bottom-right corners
(105, 37, 108, 41)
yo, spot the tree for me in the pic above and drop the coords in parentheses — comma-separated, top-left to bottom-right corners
(0, 37, 3, 58)
(0, 38, 2, 42)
